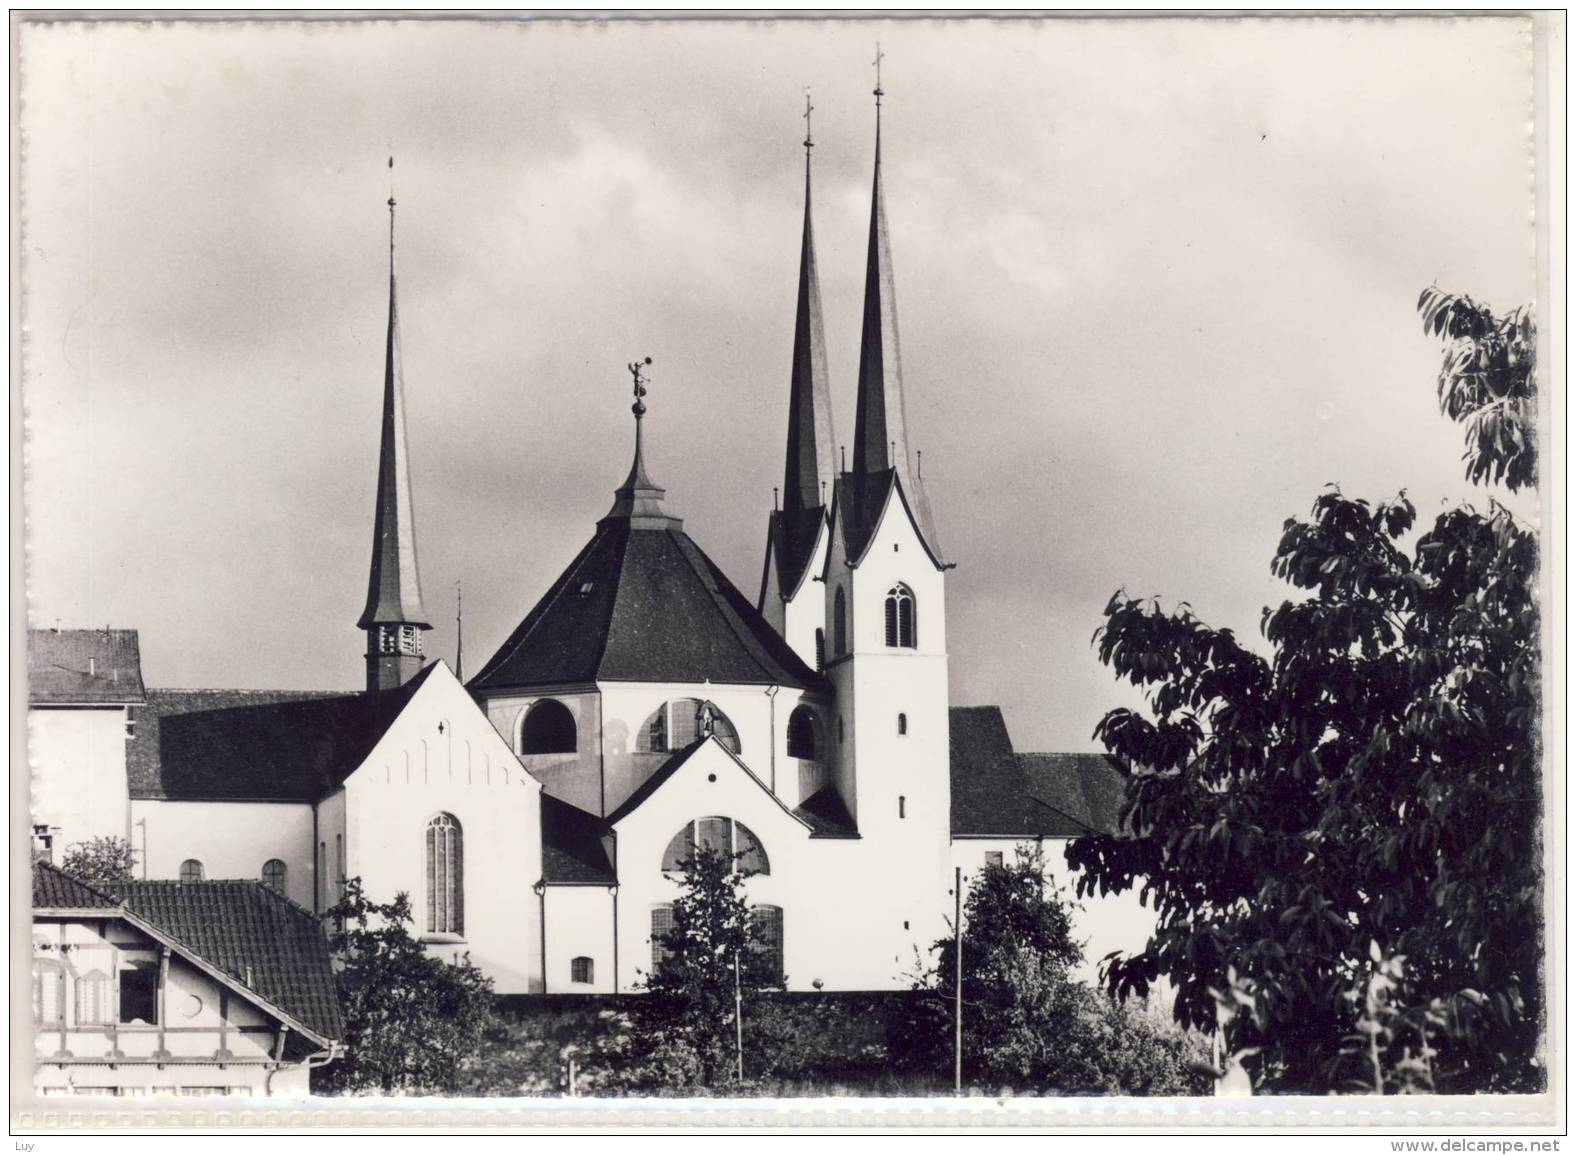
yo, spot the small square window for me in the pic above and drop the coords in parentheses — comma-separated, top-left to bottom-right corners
(579, 582, 595, 595)
(984, 851, 1004, 868)
(570, 956, 594, 985)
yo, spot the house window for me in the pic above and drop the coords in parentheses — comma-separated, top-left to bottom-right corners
(261, 859, 287, 894)
(118, 963, 158, 1025)
(179, 859, 204, 884)
(637, 700, 741, 755)
(660, 817, 769, 875)
(984, 851, 1004, 868)
(570, 956, 594, 985)
(32, 959, 63, 1026)
(74, 968, 110, 1026)
(650, 904, 676, 974)
(426, 813, 464, 936)
(786, 706, 819, 760)
(884, 584, 916, 648)
(749, 905, 784, 985)
(898, 712, 908, 736)
(814, 628, 826, 673)
(521, 698, 577, 754)
(833, 587, 847, 654)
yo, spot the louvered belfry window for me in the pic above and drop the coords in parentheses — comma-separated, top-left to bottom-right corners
(884, 584, 916, 648)
(426, 813, 464, 935)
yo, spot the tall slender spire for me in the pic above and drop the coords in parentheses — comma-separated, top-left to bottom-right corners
(358, 159, 431, 693)
(852, 45, 911, 480)
(454, 580, 464, 683)
(782, 88, 836, 513)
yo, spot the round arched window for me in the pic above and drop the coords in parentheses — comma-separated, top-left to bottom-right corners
(520, 699, 577, 755)
(660, 816, 769, 875)
(786, 706, 819, 760)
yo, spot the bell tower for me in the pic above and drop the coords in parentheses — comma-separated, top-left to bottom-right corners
(357, 162, 431, 693)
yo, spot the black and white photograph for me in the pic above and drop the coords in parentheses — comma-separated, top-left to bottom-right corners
(13, 11, 1562, 1134)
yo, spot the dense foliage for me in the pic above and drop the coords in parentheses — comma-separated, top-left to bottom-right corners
(595, 847, 783, 1090)
(899, 845, 1208, 1095)
(315, 879, 497, 1095)
(58, 836, 137, 885)
(1067, 291, 1542, 1092)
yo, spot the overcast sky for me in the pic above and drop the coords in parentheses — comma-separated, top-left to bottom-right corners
(22, 16, 1538, 751)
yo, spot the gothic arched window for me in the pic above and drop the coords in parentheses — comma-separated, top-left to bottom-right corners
(520, 698, 577, 755)
(637, 700, 741, 755)
(660, 817, 769, 876)
(833, 587, 848, 654)
(884, 584, 917, 648)
(786, 706, 819, 760)
(425, 813, 464, 936)
(261, 859, 287, 894)
(179, 859, 204, 884)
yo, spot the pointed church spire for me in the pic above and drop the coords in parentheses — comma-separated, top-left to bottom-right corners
(782, 89, 837, 514)
(455, 580, 464, 683)
(358, 160, 431, 693)
(602, 357, 681, 529)
(852, 45, 911, 480)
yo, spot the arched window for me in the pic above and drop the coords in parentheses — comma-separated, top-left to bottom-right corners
(637, 700, 741, 756)
(833, 587, 847, 654)
(571, 956, 594, 985)
(261, 859, 287, 894)
(425, 813, 464, 936)
(660, 817, 769, 875)
(884, 584, 916, 648)
(749, 905, 785, 985)
(786, 706, 819, 760)
(898, 712, 908, 736)
(74, 968, 110, 1026)
(520, 699, 577, 755)
(814, 628, 826, 673)
(650, 904, 676, 974)
(179, 859, 204, 884)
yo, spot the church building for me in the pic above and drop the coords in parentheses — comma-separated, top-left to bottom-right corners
(29, 88, 1151, 998)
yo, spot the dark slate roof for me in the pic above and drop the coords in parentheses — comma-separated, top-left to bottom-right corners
(541, 794, 617, 885)
(104, 878, 342, 1044)
(766, 503, 828, 605)
(32, 861, 119, 910)
(127, 665, 436, 802)
(604, 741, 705, 826)
(471, 520, 828, 694)
(792, 785, 860, 839)
(949, 706, 1127, 838)
(831, 469, 943, 572)
(27, 628, 147, 705)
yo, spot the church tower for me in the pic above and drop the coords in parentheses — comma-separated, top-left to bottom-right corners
(357, 176, 431, 693)
(760, 94, 837, 676)
(824, 67, 951, 952)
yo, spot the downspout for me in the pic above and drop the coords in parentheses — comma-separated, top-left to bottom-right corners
(765, 685, 780, 794)
(535, 880, 548, 994)
(610, 884, 620, 995)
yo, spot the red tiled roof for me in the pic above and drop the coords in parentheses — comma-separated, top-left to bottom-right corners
(104, 878, 342, 1044)
(27, 628, 146, 705)
(32, 861, 119, 910)
(127, 666, 435, 801)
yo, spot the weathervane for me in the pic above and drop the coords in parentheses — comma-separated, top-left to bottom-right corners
(873, 42, 885, 104)
(628, 356, 652, 419)
(803, 88, 815, 151)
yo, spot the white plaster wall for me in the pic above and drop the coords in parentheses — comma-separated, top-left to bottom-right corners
(342, 662, 544, 994)
(780, 519, 830, 673)
(30, 706, 132, 853)
(949, 838, 1161, 990)
(129, 800, 315, 910)
(316, 789, 346, 914)
(607, 740, 939, 993)
(542, 886, 617, 993)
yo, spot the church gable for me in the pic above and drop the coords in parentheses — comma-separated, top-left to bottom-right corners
(606, 737, 811, 845)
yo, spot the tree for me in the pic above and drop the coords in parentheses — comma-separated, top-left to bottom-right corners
(315, 878, 497, 1095)
(1067, 291, 1541, 1093)
(617, 847, 782, 1090)
(58, 836, 137, 885)
(898, 844, 1207, 1095)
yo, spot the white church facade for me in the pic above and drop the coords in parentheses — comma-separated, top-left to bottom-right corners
(28, 94, 1151, 996)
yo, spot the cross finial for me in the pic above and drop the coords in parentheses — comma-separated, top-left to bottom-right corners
(873, 42, 885, 103)
(628, 356, 652, 419)
(803, 88, 815, 151)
